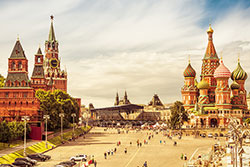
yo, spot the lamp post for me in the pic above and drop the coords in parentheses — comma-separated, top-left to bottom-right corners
(43, 115, 50, 148)
(71, 113, 76, 138)
(228, 117, 249, 167)
(59, 113, 65, 142)
(21, 116, 30, 156)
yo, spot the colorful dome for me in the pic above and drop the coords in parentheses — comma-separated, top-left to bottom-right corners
(197, 78, 209, 89)
(231, 62, 248, 81)
(207, 24, 214, 33)
(214, 60, 231, 78)
(183, 63, 196, 77)
(230, 80, 240, 90)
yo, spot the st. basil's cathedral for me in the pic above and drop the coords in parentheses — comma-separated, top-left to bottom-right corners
(181, 25, 249, 128)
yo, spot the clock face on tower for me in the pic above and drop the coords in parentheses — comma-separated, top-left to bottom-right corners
(49, 58, 59, 68)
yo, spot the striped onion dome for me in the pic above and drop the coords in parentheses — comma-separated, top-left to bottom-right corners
(214, 60, 231, 78)
(197, 78, 209, 89)
(183, 63, 196, 77)
(231, 62, 248, 81)
(230, 80, 240, 90)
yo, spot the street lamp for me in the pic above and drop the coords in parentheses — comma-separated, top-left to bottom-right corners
(21, 116, 30, 156)
(71, 113, 76, 138)
(43, 115, 50, 148)
(228, 117, 250, 167)
(59, 113, 65, 142)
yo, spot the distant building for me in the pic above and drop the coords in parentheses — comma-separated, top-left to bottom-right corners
(114, 91, 131, 106)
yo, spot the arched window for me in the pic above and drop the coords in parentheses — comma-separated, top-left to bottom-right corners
(18, 61, 22, 69)
(37, 57, 41, 63)
(26, 101, 28, 105)
(11, 62, 15, 70)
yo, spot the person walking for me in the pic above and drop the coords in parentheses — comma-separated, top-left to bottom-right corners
(124, 148, 127, 154)
(184, 154, 187, 160)
(114, 148, 117, 153)
(104, 152, 107, 159)
(144, 161, 148, 167)
(94, 160, 97, 167)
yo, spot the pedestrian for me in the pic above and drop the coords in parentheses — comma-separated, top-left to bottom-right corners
(124, 148, 127, 154)
(111, 149, 113, 155)
(114, 148, 117, 153)
(144, 161, 148, 167)
(108, 150, 110, 155)
(130, 141, 132, 146)
(140, 142, 142, 147)
(160, 140, 162, 144)
(104, 152, 107, 159)
(94, 160, 97, 167)
(181, 153, 183, 160)
(184, 154, 187, 160)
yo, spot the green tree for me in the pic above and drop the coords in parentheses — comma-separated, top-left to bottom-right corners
(0, 74, 5, 87)
(169, 101, 189, 129)
(36, 89, 80, 131)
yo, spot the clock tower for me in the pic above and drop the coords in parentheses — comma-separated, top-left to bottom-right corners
(44, 16, 67, 92)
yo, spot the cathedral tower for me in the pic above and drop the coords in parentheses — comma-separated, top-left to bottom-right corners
(201, 25, 220, 103)
(231, 59, 248, 109)
(181, 60, 198, 109)
(214, 59, 231, 109)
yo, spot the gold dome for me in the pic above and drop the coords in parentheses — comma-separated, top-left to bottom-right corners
(207, 24, 214, 33)
(197, 78, 209, 89)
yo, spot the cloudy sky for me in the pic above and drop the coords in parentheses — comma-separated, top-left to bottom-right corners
(1, 0, 250, 107)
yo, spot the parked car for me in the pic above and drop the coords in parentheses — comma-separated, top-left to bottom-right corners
(12, 160, 32, 167)
(58, 161, 76, 167)
(28, 153, 51, 161)
(15, 157, 37, 166)
(0, 164, 16, 167)
(208, 133, 213, 138)
(70, 154, 87, 161)
(200, 133, 206, 138)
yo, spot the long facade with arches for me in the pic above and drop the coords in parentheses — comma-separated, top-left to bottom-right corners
(181, 25, 249, 128)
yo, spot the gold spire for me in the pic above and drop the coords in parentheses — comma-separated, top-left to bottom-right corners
(207, 24, 214, 33)
(17, 34, 19, 41)
(188, 55, 190, 63)
(238, 53, 240, 63)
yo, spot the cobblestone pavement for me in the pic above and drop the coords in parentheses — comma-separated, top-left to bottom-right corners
(37, 127, 217, 167)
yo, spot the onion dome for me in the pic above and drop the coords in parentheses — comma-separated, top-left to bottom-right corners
(197, 78, 209, 89)
(231, 61, 248, 81)
(207, 24, 214, 33)
(183, 63, 196, 77)
(230, 80, 240, 90)
(214, 60, 231, 78)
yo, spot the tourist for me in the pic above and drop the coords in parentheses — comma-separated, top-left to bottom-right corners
(94, 160, 97, 167)
(160, 140, 162, 144)
(130, 141, 132, 146)
(181, 153, 183, 160)
(114, 148, 117, 153)
(124, 148, 127, 154)
(108, 150, 110, 155)
(144, 161, 148, 167)
(111, 149, 114, 155)
(184, 154, 187, 160)
(174, 141, 177, 146)
(104, 152, 107, 159)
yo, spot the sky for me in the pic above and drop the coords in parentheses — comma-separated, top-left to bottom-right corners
(1, 0, 250, 107)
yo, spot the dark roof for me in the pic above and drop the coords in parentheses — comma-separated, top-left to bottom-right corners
(36, 47, 42, 55)
(148, 94, 164, 106)
(31, 65, 45, 78)
(10, 40, 26, 59)
(91, 104, 143, 112)
(5, 73, 29, 87)
(49, 21, 56, 41)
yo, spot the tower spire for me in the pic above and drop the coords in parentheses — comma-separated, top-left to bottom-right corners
(49, 15, 56, 41)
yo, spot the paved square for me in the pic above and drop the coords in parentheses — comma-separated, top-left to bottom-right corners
(37, 127, 216, 167)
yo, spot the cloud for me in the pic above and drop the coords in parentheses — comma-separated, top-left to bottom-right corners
(0, 0, 250, 107)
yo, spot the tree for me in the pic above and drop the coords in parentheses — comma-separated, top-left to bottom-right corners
(0, 74, 5, 87)
(0, 121, 30, 143)
(169, 101, 189, 129)
(36, 89, 80, 131)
